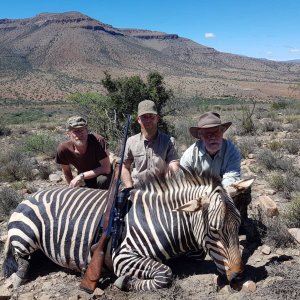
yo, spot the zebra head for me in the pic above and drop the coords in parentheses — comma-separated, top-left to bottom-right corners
(174, 175, 251, 285)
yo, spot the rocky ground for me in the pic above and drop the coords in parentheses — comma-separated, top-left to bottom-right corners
(0, 156, 300, 300)
(0, 110, 300, 299)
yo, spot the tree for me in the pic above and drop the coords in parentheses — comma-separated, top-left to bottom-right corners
(102, 71, 175, 134)
(68, 71, 175, 152)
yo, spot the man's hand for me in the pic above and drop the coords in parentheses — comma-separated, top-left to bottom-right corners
(69, 174, 84, 188)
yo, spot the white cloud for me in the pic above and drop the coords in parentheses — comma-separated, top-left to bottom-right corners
(290, 48, 300, 53)
(266, 51, 272, 55)
(204, 32, 215, 38)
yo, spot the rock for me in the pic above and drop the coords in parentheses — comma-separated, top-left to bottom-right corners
(32, 168, 40, 177)
(264, 189, 276, 195)
(288, 228, 300, 244)
(276, 249, 284, 255)
(258, 195, 279, 217)
(261, 245, 271, 255)
(94, 287, 105, 296)
(241, 280, 256, 292)
(49, 173, 62, 183)
(248, 153, 255, 159)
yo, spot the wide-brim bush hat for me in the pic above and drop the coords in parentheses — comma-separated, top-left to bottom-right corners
(189, 111, 232, 138)
(66, 116, 88, 130)
(138, 100, 158, 117)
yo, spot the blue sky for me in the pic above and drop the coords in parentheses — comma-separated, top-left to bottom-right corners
(1, 0, 299, 61)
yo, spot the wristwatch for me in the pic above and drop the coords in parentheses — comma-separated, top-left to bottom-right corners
(80, 173, 85, 181)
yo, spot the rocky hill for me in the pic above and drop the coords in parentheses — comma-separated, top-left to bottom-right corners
(0, 11, 299, 101)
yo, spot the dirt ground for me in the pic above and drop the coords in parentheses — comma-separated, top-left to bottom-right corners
(1, 226, 300, 300)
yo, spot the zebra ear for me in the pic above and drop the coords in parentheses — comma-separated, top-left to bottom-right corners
(173, 198, 203, 212)
(226, 178, 254, 197)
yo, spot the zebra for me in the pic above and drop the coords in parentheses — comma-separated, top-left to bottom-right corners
(2, 170, 253, 291)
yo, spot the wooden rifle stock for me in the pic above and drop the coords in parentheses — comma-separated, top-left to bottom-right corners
(79, 114, 131, 293)
(79, 165, 120, 293)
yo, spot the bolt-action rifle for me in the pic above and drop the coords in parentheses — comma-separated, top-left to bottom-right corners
(79, 114, 132, 294)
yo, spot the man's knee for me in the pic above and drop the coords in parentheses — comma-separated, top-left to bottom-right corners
(97, 167, 113, 190)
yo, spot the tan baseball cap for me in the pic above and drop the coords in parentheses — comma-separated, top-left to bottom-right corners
(138, 100, 158, 117)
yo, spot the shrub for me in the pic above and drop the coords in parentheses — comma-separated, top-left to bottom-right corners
(283, 172, 300, 199)
(38, 165, 52, 180)
(0, 150, 34, 182)
(268, 139, 284, 151)
(267, 170, 300, 199)
(0, 187, 21, 218)
(260, 120, 282, 132)
(237, 137, 259, 158)
(257, 149, 293, 172)
(254, 208, 295, 248)
(284, 194, 300, 228)
(22, 133, 58, 158)
(258, 262, 300, 299)
(270, 101, 288, 110)
(284, 139, 299, 155)
(268, 171, 285, 191)
(0, 124, 12, 136)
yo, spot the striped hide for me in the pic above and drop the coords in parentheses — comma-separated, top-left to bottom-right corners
(3, 169, 247, 291)
(113, 170, 244, 291)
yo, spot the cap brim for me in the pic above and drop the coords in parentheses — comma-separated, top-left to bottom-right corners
(189, 122, 232, 139)
(138, 110, 158, 117)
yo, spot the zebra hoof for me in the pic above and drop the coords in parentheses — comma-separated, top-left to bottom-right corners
(114, 275, 131, 291)
(5, 273, 25, 289)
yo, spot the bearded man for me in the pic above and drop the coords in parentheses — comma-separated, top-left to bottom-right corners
(55, 116, 111, 189)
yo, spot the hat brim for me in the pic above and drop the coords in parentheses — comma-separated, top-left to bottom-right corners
(138, 110, 158, 117)
(189, 122, 232, 139)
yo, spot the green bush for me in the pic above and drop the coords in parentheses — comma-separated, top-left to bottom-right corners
(270, 101, 288, 110)
(268, 139, 284, 151)
(257, 149, 293, 172)
(268, 171, 285, 191)
(254, 208, 295, 248)
(284, 194, 300, 228)
(22, 133, 58, 158)
(0, 150, 34, 182)
(237, 137, 260, 158)
(0, 187, 21, 218)
(260, 120, 282, 132)
(0, 124, 12, 136)
(285, 139, 299, 155)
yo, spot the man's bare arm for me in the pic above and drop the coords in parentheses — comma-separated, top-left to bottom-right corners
(69, 156, 111, 188)
(121, 160, 134, 188)
(61, 164, 73, 184)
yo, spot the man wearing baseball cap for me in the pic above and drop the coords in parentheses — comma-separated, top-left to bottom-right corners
(55, 116, 112, 189)
(121, 100, 179, 187)
(180, 111, 241, 187)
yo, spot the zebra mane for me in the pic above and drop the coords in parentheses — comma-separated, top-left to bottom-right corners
(134, 166, 223, 194)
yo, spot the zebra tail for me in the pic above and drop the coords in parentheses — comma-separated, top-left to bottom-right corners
(2, 237, 18, 277)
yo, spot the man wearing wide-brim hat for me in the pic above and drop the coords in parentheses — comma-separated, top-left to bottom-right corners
(180, 111, 241, 187)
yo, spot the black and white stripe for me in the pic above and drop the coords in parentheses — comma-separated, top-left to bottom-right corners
(5, 187, 107, 272)
(112, 170, 243, 291)
(4, 170, 243, 291)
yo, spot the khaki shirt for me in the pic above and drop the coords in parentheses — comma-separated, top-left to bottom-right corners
(124, 131, 179, 185)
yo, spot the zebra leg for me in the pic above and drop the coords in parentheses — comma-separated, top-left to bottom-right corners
(114, 257, 173, 291)
(9, 254, 30, 288)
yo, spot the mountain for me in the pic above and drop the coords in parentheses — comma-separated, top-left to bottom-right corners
(0, 12, 299, 101)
